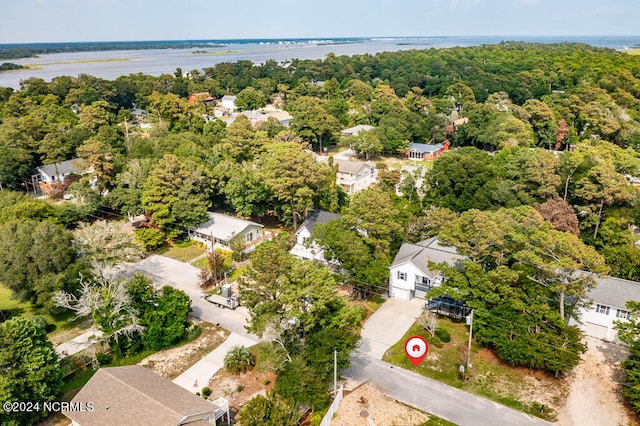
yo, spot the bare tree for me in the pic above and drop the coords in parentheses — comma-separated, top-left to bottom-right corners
(418, 311, 439, 337)
(54, 271, 144, 342)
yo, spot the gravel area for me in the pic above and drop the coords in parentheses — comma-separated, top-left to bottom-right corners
(331, 384, 429, 426)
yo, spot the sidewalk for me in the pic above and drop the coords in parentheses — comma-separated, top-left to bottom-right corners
(173, 332, 258, 393)
(55, 329, 104, 359)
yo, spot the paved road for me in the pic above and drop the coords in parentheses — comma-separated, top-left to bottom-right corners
(54, 329, 103, 359)
(344, 354, 551, 426)
(120, 255, 258, 340)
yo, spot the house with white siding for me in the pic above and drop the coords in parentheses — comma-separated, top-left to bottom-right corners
(190, 212, 263, 252)
(389, 237, 463, 300)
(571, 276, 640, 343)
(290, 210, 342, 264)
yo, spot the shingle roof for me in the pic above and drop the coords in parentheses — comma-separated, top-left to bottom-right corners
(192, 212, 262, 242)
(36, 158, 83, 178)
(391, 237, 463, 278)
(221, 95, 237, 101)
(298, 209, 342, 234)
(588, 276, 640, 309)
(64, 365, 218, 426)
(341, 124, 374, 136)
(334, 159, 375, 175)
(408, 143, 444, 153)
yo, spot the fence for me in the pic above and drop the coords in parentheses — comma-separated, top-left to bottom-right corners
(320, 385, 344, 426)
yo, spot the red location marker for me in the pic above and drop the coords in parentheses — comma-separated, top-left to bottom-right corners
(404, 336, 429, 366)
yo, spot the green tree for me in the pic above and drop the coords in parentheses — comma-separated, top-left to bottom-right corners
(289, 96, 339, 153)
(257, 142, 333, 229)
(238, 391, 300, 426)
(346, 129, 382, 160)
(615, 301, 640, 416)
(0, 317, 63, 426)
(142, 154, 211, 238)
(235, 87, 268, 111)
(142, 286, 191, 350)
(224, 345, 255, 374)
(0, 219, 79, 310)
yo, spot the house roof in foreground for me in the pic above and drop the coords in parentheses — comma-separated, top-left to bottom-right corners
(36, 158, 82, 178)
(298, 209, 342, 235)
(391, 237, 463, 278)
(341, 124, 374, 135)
(588, 275, 640, 309)
(192, 212, 263, 242)
(64, 365, 217, 426)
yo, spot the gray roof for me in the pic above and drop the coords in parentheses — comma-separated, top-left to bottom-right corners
(588, 276, 640, 309)
(64, 365, 218, 426)
(298, 209, 342, 235)
(409, 143, 444, 153)
(334, 159, 375, 175)
(391, 237, 463, 278)
(36, 158, 83, 178)
(221, 95, 237, 101)
(341, 124, 374, 136)
(192, 212, 262, 242)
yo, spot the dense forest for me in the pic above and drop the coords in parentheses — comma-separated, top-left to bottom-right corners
(1, 42, 640, 421)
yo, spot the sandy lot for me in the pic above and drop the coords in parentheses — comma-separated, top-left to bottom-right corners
(332, 384, 430, 426)
(557, 337, 636, 426)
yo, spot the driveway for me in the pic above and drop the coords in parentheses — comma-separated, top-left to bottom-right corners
(359, 297, 425, 359)
(173, 332, 257, 393)
(120, 255, 257, 339)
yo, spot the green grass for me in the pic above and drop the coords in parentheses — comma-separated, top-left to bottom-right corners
(227, 265, 247, 282)
(624, 48, 640, 55)
(383, 317, 557, 422)
(419, 415, 458, 426)
(157, 242, 206, 262)
(0, 284, 86, 341)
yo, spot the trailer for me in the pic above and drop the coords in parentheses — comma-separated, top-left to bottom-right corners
(205, 293, 240, 309)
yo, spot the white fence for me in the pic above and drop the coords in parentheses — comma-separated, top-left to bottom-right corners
(320, 385, 344, 426)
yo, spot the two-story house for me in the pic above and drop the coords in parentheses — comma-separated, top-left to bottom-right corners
(571, 276, 640, 343)
(389, 237, 463, 300)
(290, 209, 342, 264)
(334, 159, 377, 194)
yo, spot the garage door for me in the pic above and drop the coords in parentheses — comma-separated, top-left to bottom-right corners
(583, 322, 609, 340)
(391, 286, 411, 301)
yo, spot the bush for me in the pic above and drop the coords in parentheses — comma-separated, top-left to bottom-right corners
(176, 239, 194, 248)
(224, 345, 255, 374)
(435, 327, 451, 343)
(95, 352, 112, 366)
(135, 227, 166, 251)
(202, 387, 212, 398)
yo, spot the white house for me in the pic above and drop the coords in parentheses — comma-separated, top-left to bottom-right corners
(190, 212, 263, 251)
(290, 210, 342, 264)
(221, 95, 237, 114)
(34, 158, 83, 184)
(333, 159, 377, 194)
(571, 276, 640, 343)
(389, 237, 463, 300)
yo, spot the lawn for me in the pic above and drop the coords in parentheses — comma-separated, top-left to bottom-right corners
(624, 48, 640, 55)
(0, 284, 88, 343)
(383, 317, 560, 422)
(157, 241, 206, 263)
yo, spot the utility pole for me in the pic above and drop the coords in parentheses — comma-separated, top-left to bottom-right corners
(466, 309, 474, 370)
(333, 350, 337, 396)
(210, 231, 217, 284)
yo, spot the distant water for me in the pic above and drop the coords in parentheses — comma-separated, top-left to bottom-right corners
(1, 35, 639, 90)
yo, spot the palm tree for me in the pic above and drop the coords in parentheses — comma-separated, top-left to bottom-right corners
(224, 345, 255, 374)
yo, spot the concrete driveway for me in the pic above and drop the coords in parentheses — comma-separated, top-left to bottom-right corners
(120, 255, 257, 340)
(359, 297, 425, 359)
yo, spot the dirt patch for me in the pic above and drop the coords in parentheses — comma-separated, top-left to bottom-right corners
(557, 337, 637, 426)
(138, 322, 229, 380)
(332, 384, 430, 426)
(207, 367, 277, 410)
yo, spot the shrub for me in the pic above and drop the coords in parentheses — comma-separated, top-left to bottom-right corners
(435, 327, 451, 343)
(224, 345, 255, 374)
(237, 384, 244, 392)
(202, 387, 212, 398)
(263, 378, 271, 386)
(95, 352, 112, 366)
(135, 227, 166, 251)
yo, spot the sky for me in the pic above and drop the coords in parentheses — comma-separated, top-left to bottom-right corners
(0, 0, 638, 44)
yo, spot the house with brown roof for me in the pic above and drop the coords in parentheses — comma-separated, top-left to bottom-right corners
(63, 365, 229, 426)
